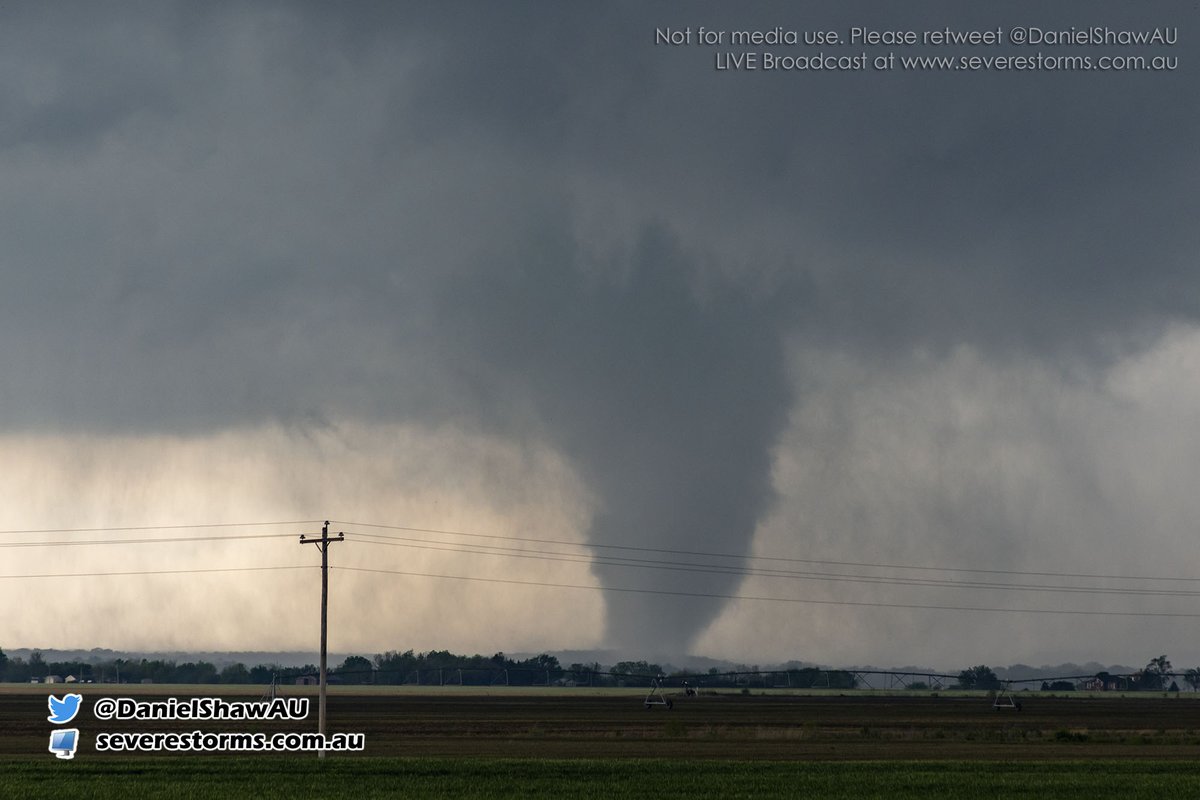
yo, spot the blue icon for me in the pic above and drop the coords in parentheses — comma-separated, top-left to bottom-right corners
(48, 728, 79, 760)
(47, 693, 82, 724)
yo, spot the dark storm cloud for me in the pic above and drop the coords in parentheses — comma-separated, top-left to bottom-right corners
(0, 1, 1196, 652)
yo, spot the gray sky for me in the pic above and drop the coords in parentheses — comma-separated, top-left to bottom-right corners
(1, 1, 1197, 669)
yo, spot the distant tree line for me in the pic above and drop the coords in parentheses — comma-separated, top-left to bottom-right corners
(359, 650, 566, 686)
(0, 646, 862, 689)
(0, 649, 280, 684)
(4, 645, 1194, 691)
(959, 655, 1194, 693)
(0, 647, 572, 686)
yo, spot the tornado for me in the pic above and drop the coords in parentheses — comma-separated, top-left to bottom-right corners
(447, 228, 792, 654)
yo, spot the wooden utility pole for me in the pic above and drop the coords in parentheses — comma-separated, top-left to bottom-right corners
(300, 521, 344, 758)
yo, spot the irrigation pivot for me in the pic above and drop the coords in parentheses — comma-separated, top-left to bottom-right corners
(992, 681, 1023, 711)
(644, 675, 674, 710)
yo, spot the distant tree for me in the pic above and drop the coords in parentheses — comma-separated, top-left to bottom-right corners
(176, 661, 219, 684)
(336, 655, 373, 684)
(220, 663, 250, 684)
(787, 668, 825, 689)
(905, 681, 930, 691)
(825, 671, 859, 690)
(374, 650, 417, 684)
(529, 654, 562, 676)
(1184, 668, 1200, 692)
(141, 659, 177, 683)
(956, 665, 1001, 691)
(422, 650, 458, 669)
(249, 664, 277, 685)
(0, 648, 7, 681)
(611, 661, 662, 686)
(612, 661, 662, 676)
(6, 657, 31, 683)
(49, 661, 83, 680)
(1048, 681, 1075, 692)
(1140, 655, 1172, 690)
(29, 651, 47, 679)
(567, 662, 603, 685)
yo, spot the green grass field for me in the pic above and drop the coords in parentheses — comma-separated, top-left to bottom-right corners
(5, 757, 1200, 799)
(8, 686, 1200, 797)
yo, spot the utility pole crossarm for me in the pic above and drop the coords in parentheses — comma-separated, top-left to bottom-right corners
(299, 521, 344, 759)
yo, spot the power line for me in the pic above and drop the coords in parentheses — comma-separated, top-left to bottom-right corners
(335, 565, 1200, 618)
(332, 519, 1200, 583)
(343, 531, 1200, 599)
(0, 513, 1191, 611)
(0, 533, 300, 548)
(0, 520, 323, 538)
(299, 521, 344, 759)
(2, 514, 1193, 585)
(0, 565, 312, 580)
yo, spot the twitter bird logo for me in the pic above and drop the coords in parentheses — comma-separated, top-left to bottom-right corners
(47, 693, 82, 724)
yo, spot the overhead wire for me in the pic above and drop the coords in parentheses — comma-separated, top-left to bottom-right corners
(0, 520, 323, 537)
(331, 519, 1200, 583)
(0, 520, 320, 582)
(1, 516, 1197, 618)
(335, 565, 1200, 618)
(0, 565, 313, 580)
(0, 533, 301, 548)
(343, 529, 1200, 599)
(2, 515, 1193, 588)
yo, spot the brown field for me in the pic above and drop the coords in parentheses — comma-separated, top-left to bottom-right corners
(5, 685, 1200, 761)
